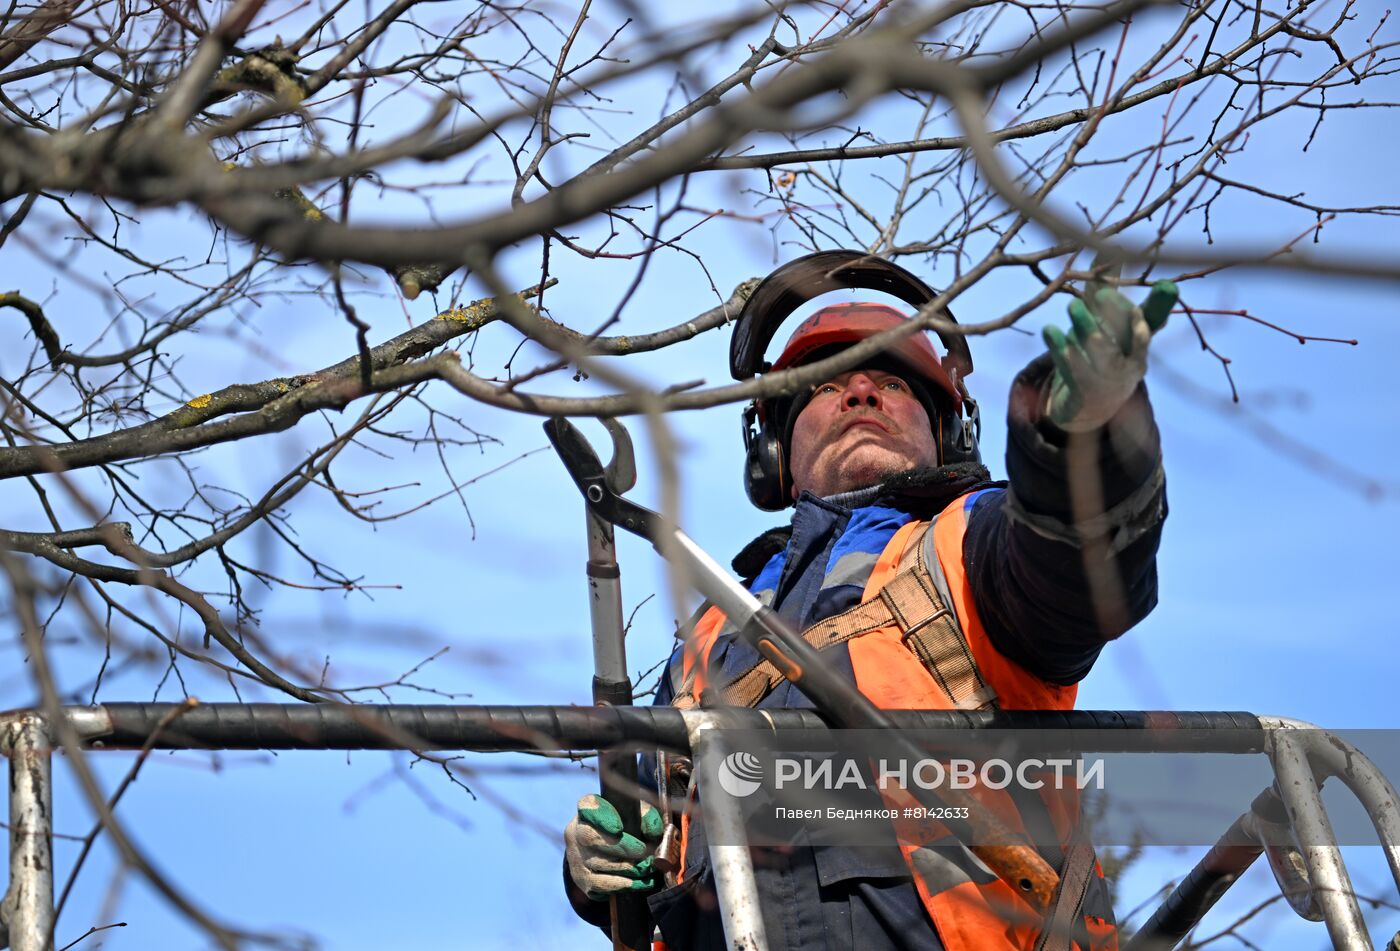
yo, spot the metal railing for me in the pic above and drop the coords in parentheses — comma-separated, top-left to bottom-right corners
(2, 704, 1397, 951)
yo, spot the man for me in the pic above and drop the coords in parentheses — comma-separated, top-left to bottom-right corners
(564, 258, 1177, 950)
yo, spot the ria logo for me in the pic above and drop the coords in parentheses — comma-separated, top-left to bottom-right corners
(717, 751, 764, 798)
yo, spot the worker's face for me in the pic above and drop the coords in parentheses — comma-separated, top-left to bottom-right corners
(787, 368, 939, 500)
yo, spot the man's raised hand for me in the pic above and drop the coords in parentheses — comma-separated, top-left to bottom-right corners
(1043, 280, 1178, 432)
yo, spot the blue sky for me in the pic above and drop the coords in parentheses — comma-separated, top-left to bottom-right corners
(3, 2, 1400, 948)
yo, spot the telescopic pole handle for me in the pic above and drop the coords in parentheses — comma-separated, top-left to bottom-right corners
(586, 506, 651, 951)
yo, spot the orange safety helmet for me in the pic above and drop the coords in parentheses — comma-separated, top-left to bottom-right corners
(769, 301, 962, 406)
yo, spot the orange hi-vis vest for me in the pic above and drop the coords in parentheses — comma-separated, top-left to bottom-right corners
(675, 493, 1118, 951)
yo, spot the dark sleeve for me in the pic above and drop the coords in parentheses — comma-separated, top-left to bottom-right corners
(963, 353, 1167, 686)
(563, 858, 615, 930)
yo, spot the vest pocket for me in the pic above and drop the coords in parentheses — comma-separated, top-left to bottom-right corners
(812, 842, 912, 885)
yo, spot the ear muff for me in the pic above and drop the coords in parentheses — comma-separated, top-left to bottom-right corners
(938, 399, 982, 467)
(733, 251, 982, 507)
(741, 402, 789, 511)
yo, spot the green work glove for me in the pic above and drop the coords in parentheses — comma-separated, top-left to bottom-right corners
(564, 794, 666, 901)
(1042, 280, 1178, 432)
